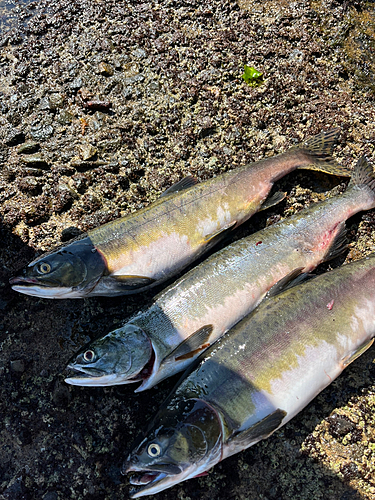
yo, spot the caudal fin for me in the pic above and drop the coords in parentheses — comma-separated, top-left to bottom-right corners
(297, 128, 351, 177)
(348, 156, 375, 192)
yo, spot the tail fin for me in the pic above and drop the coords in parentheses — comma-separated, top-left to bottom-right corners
(348, 157, 375, 191)
(296, 128, 351, 177)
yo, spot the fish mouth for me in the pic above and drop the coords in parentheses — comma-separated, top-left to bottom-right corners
(9, 276, 39, 286)
(10, 283, 79, 298)
(123, 463, 182, 498)
(64, 365, 142, 387)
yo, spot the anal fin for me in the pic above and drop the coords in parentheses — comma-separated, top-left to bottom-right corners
(163, 325, 214, 364)
(341, 338, 374, 368)
(228, 409, 287, 447)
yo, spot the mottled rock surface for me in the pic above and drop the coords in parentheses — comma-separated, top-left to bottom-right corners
(1, 1, 375, 499)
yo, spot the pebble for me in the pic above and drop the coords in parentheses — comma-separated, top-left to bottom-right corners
(10, 359, 25, 373)
(69, 77, 83, 90)
(5, 129, 25, 146)
(57, 110, 74, 124)
(17, 141, 40, 154)
(79, 143, 97, 161)
(61, 226, 83, 241)
(21, 154, 49, 168)
(98, 61, 114, 76)
(30, 124, 54, 141)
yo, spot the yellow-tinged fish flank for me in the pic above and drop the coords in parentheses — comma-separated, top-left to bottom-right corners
(10, 129, 348, 298)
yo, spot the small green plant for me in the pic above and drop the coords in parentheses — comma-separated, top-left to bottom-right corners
(242, 65, 264, 87)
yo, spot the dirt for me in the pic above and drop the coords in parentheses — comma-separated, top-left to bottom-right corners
(0, 0, 375, 499)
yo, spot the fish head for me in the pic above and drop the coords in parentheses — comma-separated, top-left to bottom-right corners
(64, 324, 153, 386)
(123, 398, 223, 497)
(9, 237, 106, 298)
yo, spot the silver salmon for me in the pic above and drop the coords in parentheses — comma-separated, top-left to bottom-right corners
(64, 157, 375, 389)
(10, 129, 348, 298)
(122, 253, 375, 497)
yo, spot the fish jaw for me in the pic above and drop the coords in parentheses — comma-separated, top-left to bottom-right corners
(125, 462, 206, 498)
(64, 372, 140, 387)
(10, 283, 82, 299)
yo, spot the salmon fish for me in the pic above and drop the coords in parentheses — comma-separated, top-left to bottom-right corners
(123, 253, 375, 497)
(10, 129, 348, 298)
(64, 157, 375, 389)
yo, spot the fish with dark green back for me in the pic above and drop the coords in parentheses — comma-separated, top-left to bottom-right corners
(65, 157, 375, 389)
(10, 129, 348, 298)
(123, 252, 375, 497)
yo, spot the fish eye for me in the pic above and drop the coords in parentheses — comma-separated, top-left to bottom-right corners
(83, 350, 96, 363)
(38, 262, 51, 274)
(147, 443, 161, 458)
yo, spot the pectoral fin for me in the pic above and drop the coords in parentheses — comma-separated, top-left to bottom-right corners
(325, 222, 348, 261)
(228, 409, 287, 447)
(266, 268, 313, 298)
(204, 221, 237, 245)
(341, 338, 374, 368)
(110, 275, 156, 288)
(163, 325, 214, 364)
(161, 176, 198, 197)
(259, 191, 286, 212)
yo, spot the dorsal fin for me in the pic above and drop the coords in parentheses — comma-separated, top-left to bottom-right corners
(160, 176, 198, 197)
(266, 268, 314, 298)
(162, 325, 213, 363)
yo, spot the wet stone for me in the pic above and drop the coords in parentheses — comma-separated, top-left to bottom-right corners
(21, 154, 49, 168)
(69, 77, 83, 90)
(52, 381, 71, 406)
(17, 141, 40, 154)
(61, 226, 83, 241)
(30, 123, 54, 141)
(2, 476, 29, 500)
(10, 359, 25, 373)
(57, 110, 74, 124)
(327, 414, 356, 438)
(79, 143, 97, 161)
(54, 182, 77, 212)
(18, 176, 43, 194)
(5, 128, 25, 146)
(98, 61, 114, 76)
(43, 493, 58, 500)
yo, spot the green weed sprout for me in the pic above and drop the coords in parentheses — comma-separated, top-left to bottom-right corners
(242, 65, 264, 87)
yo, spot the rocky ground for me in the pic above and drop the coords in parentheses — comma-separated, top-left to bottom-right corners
(1, 0, 375, 499)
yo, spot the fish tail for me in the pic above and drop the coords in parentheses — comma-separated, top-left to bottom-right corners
(348, 156, 375, 194)
(296, 128, 351, 177)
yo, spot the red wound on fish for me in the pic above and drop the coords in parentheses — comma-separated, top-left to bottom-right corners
(256, 241, 262, 246)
